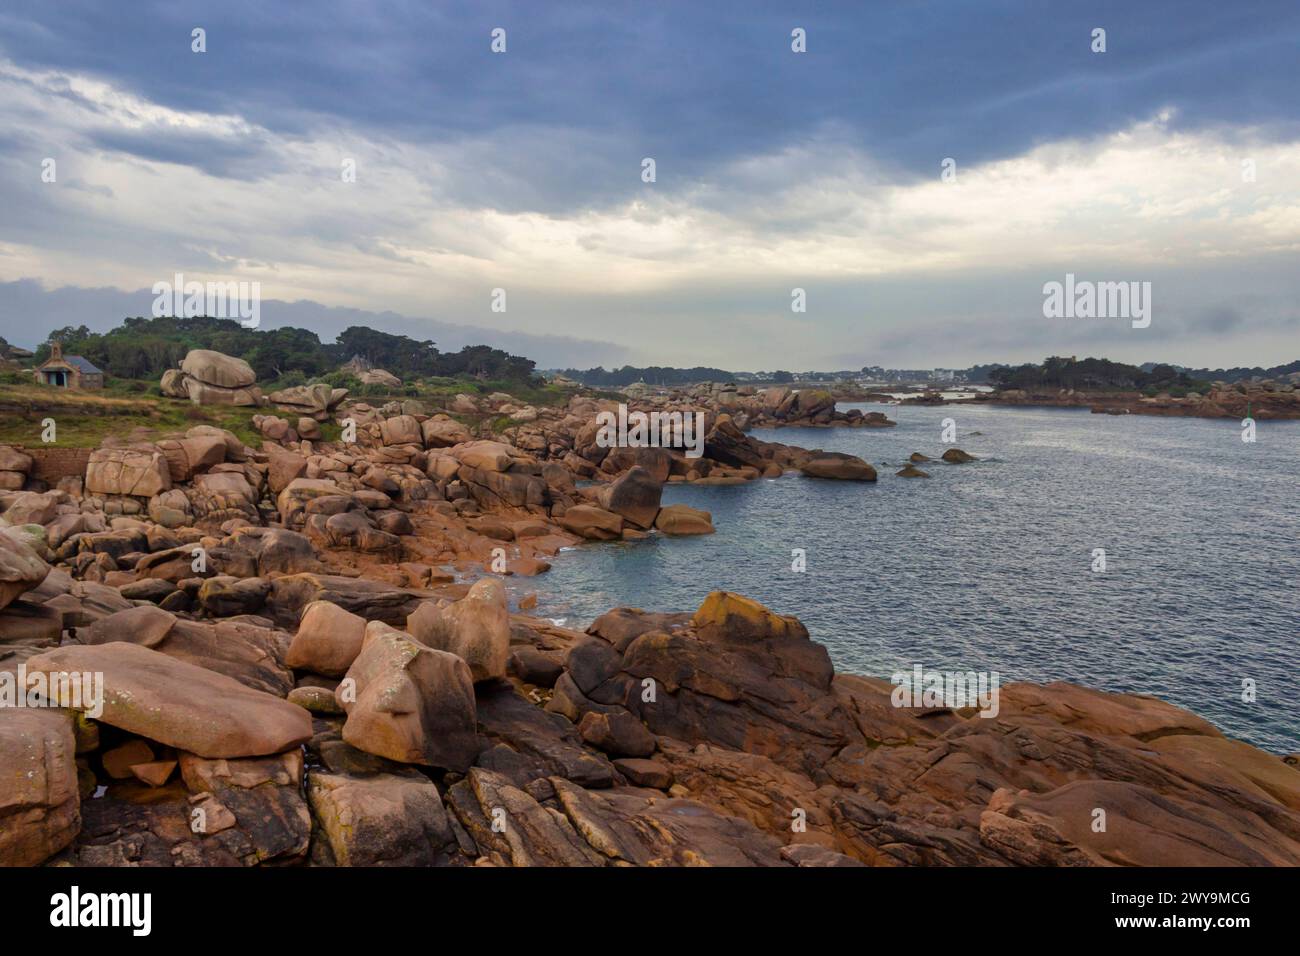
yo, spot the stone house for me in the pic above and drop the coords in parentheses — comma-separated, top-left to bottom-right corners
(34, 342, 104, 389)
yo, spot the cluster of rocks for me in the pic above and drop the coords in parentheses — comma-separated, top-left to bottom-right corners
(161, 350, 264, 407)
(268, 383, 350, 422)
(158, 348, 350, 421)
(340, 354, 402, 389)
(980, 379, 1300, 420)
(9, 380, 1290, 868)
(0, 445, 32, 491)
(628, 382, 896, 429)
(4, 504, 1297, 868)
(891, 448, 978, 478)
(470, 393, 887, 489)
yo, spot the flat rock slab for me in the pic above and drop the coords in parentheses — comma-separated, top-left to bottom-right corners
(26, 642, 312, 758)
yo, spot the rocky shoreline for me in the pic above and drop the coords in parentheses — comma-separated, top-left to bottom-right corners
(2, 363, 1297, 867)
(962, 379, 1300, 420)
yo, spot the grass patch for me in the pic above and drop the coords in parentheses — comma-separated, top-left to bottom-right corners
(0, 372, 572, 449)
(0, 383, 263, 448)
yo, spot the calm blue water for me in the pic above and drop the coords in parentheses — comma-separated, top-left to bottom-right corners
(519, 403, 1300, 753)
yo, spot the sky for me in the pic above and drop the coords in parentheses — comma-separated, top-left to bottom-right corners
(1, 0, 1298, 371)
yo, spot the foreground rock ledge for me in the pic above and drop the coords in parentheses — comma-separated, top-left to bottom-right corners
(5, 580, 1296, 868)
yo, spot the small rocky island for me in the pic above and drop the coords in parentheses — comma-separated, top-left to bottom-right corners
(2, 351, 1296, 867)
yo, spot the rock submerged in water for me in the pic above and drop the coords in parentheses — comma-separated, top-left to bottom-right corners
(798, 452, 877, 481)
(896, 464, 930, 478)
(654, 503, 714, 535)
(942, 448, 977, 463)
(558, 503, 624, 540)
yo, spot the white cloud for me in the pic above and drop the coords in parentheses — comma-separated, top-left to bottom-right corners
(2, 58, 1299, 367)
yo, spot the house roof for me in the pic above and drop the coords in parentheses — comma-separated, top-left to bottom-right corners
(66, 355, 103, 374)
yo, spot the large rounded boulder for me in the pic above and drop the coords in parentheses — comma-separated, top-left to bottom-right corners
(181, 349, 256, 389)
(798, 452, 877, 481)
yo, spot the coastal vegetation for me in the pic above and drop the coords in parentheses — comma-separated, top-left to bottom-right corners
(29, 317, 540, 385)
(988, 356, 1205, 395)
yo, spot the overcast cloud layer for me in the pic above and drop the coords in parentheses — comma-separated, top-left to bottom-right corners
(1, 0, 1298, 370)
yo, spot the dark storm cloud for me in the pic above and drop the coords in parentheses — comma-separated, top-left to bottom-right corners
(1, 1, 1298, 370)
(3, 0, 1298, 209)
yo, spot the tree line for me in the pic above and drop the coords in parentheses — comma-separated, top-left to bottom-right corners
(989, 356, 1202, 392)
(558, 365, 737, 387)
(32, 317, 537, 384)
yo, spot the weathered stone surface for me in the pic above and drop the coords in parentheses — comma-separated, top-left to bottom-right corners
(596, 466, 662, 529)
(0, 710, 80, 866)
(0, 445, 34, 475)
(288, 685, 343, 714)
(82, 605, 294, 696)
(407, 578, 509, 682)
(457, 464, 547, 513)
(568, 594, 851, 778)
(266, 572, 425, 628)
(547, 776, 788, 866)
(558, 504, 623, 540)
(454, 768, 605, 866)
(613, 757, 673, 789)
(85, 447, 172, 498)
(654, 503, 714, 535)
(308, 771, 459, 866)
(379, 415, 422, 447)
(578, 710, 656, 757)
(799, 452, 877, 480)
(475, 681, 615, 789)
(285, 599, 367, 677)
(691, 590, 811, 646)
(182, 349, 256, 389)
(157, 435, 227, 482)
(179, 750, 310, 864)
(3, 491, 62, 526)
(509, 645, 564, 687)
(337, 622, 479, 771)
(102, 739, 157, 779)
(130, 760, 177, 788)
(781, 844, 867, 867)
(0, 532, 49, 610)
(211, 527, 320, 578)
(264, 444, 308, 494)
(452, 441, 516, 472)
(269, 383, 348, 421)
(196, 575, 272, 617)
(306, 510, 400, 555)
(0, 598, 63, 648)
(26, 643, 312, 758)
